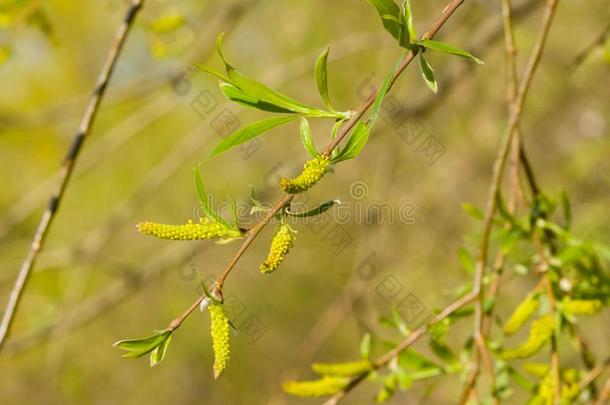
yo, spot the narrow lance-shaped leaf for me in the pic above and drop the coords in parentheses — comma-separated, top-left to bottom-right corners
(366, 0, 403, 42)
(206, 115, 297, 160)
(315, 46, 334, 111)
(216, 34, 339, 118)
(402, 0, 417, 47)
(299, 117, 319, 158)
(286, 199, 339, 218)
(330, 121, 370, 163)
(417, 39, 484, 65)
(219, 82, 294, 113)
(360, 333, 371, 360)
(193, 167, 230, 228)
(370, 54, 404, 126)
(419, 52, 437, 94)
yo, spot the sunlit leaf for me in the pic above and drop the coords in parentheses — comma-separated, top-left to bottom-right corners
(419, 52, 437, 94)
(315, 46, 334, 111)
(206, 116, 297, 160)
(193, 167, 230, 227)
(286, 199, 339, 218)
(219, 82, 293, 113)
(330, 121, 370, 163)
(360, 333, 372, 360)
(417, 39, 484, 65)
(299, 117, 319, 158)
(366, 0, 403, 42)
(149, 333, 172, 366)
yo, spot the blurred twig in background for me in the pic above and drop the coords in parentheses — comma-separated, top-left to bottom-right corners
(0, 0, 145, 352)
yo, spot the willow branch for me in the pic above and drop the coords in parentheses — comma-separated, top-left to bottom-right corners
(324, 291, 478, 405)
(0, 0, 145, 352)
(460, 0, 559, 401)
(165, 0, 469, 335)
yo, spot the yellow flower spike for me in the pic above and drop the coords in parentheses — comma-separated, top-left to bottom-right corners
(280, 156, 330, 194)
(136, 218, 242, 241)
(501, 315, 555, 360)
(311, 360, 372, 377)
(282, 376, 350, 398)
(562, 298, 602, 316)
(260, 223, 296, 274)
(209, 303, 230, 379)
(503, 294, 539, 335)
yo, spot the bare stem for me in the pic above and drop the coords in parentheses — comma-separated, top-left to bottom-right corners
(0, 0, 145, 352)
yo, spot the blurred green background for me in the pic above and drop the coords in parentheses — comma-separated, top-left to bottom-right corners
(1, 0, 609, 403)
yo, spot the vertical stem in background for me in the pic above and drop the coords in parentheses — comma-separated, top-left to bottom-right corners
(0, 0, 145, 352)
(460, 0, 559, 402)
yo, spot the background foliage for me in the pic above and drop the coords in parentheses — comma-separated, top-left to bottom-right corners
(1, 0, 609, 403)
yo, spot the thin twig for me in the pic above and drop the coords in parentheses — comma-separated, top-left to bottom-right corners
(0, 0, 145, 352)
(164, 0, 471, 335)
(460, 0, 559, 401)
(324, 291, 478, 405)
(595, 376, 610, 405)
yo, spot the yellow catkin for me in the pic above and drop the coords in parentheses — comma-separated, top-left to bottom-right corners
(562, 298, 602, 316)
(503, 294, 539, 335)
(530, 373, 555, 405)
(502, 315, 555, 360)
(260, 224, 295, 274)
(137, 218, 242, 241)
(282, 376, 349, 398)
(523, 362, 550, 378)
(311, 360, 372, 377)
(561, 369, 580, 402)
(279, 156, 330, 194)
(209, 304, 230, 379)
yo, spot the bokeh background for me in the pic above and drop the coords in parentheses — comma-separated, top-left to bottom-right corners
(1, 0, 609, 403)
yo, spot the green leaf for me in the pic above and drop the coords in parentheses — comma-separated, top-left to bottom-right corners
(419, 52, 437, 94)
(429, 338, 458, 366)
(215, 34, 337, 118)
(149, 333, 172, 367)
(401, 0, 417, 46)
(193, 62, 231, 83)
(398, 348, 440, 371)
(299, 117, 319, 158)
(462, 203, 484, 220)
(395, 365, 413, 389)
(360, 333, 372, 360)
(330, 119, 345, 160)
(417, 39, 484, 65)
(370, 54, 404, 126)
(193, 167, 230, 227)
(206, 116, 297, 160)
(227, 195, 239, 228)
(315, 46, 334, 111)
(219, 82, 294, 113)
(457, 247, 475, 274)
(561, 190, 571, 230)
(366, 0, 403, 42)
(330, 121, 370, 163)
(392, 308, 409, 337)
(286, 199, 339, 218)
(114, 330, 171, 358)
